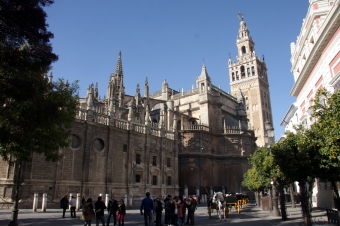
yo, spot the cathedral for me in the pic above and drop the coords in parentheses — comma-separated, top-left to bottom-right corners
(0, 18, 273, 207)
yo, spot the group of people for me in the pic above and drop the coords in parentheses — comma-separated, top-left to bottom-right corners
(60, 195, 126, 226)
(140, 192, 198, 226)
(60, 192, 198, 226)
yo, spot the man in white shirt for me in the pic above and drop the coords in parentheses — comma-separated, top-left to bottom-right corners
(70, 196, 77, 218)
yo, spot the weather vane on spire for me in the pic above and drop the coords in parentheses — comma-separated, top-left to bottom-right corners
(237, 12, 244, 21)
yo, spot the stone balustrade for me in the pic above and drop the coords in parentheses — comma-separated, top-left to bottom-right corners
(76, 109, 245, 139)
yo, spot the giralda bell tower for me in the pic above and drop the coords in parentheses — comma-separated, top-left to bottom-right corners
(229, 14, 274, 147)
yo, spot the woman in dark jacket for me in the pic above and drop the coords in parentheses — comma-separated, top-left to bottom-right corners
(82, 198, 94, 226)
(118, 199, 126, 226)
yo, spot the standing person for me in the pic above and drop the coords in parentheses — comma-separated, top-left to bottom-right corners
(165, 195, 174, 226)
(182, 196, 187, 225)
(60, 195, 69, 218)
(177, 196, 184, 226)
(82, 198, 95, 226)
(117, 199, 126, 226)
(163, 195, 170, 225)
(140, 192, 155, 226)
(95, 196, 107, 226)
(70, 196, 77, 218)
(173, 196, 179, 226)
(107, 195, 118, 226)
(186, 196, 197, 225)
(154, 196, 164, 226)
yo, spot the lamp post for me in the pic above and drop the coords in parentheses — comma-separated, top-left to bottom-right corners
(264, 120, 280, 217)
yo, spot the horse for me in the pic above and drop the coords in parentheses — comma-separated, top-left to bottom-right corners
(212, 191, 227, 221)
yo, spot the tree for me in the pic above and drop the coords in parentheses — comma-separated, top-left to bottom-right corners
(242, 167, 264, 207)
(272, 129, 319, 226)
(0, 1, 79, 225)
(243, 147, 273, 208)
(310, 89, 340, 209)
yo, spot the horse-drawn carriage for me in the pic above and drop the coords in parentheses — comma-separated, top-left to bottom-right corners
(207, 192, 249, 220)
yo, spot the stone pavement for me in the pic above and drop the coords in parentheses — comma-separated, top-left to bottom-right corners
(0, 201, 333, 225)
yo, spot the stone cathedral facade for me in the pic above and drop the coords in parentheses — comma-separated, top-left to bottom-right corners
(0, 19, 272, 206)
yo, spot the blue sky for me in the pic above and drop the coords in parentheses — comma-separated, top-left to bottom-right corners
(44, 0, 310, 140)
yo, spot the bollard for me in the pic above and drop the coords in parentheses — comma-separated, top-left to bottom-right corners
(105, 194, 109, 208)
(124, 194, 128, 208)
(184, 184, 188, 198)
(69, 193, 73, 210)
(42, 193, 47, 212)
(33, 193, 38, 212)
(76, 193, 81, 210)
(129, 195, 133, 209)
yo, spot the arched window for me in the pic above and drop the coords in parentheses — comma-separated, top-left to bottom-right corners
(241, 46, 246, 54)
(241, 66, 245, 78)
(232, 72, 235, 81)
(236, 71, 239, 80)
(247, 68, 250, 76)
(201, 83, 205, 92)
(251, 66, 255, 76)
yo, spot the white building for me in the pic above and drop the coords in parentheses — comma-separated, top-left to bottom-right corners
(281, 0, 340, 208)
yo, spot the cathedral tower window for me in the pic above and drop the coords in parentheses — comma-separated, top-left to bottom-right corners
(241, 46, 246, 54)
(152, 176, 157, 185)
(167, 176, 172, 186)
(241, 66, 245, 78)
(251, 66, 255, 76)
(236, 71, 239, 80)
(136, 153, 141, 164)
(201, 83, 205, 92)
(247, 68, 250, 76)
(232, 72, 235, 81)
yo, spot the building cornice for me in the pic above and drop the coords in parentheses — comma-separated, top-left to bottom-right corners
(291, 2, 340, 97)
(280, 104, 298, 127)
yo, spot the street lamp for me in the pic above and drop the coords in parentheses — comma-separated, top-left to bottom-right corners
(264, 120, 274, 148)
(264, 120, 280, 217)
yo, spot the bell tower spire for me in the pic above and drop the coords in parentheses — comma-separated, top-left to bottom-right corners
(236, 15, 255, 61)
(229, 15, 273, 147)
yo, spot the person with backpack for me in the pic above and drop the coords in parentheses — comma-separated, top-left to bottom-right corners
(60, 195, 69, 218)
(82, 198, 94, 226)
(154, 195, 164, 226)
(107, 195, 118, 226)
(95, 196, 107, 226)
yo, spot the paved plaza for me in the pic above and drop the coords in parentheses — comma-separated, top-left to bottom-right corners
(0, 201, 332, 226)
